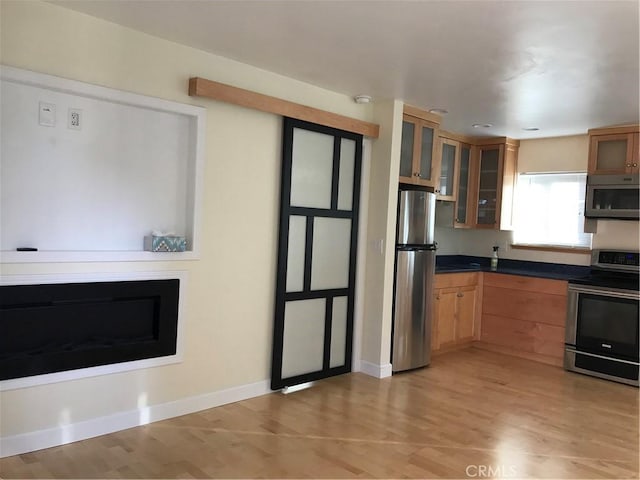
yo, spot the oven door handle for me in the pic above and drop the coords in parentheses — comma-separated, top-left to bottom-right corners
(568, 284, 640, 300)
(566, 348, 640, 366)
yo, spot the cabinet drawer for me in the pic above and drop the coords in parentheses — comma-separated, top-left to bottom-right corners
(434, 272, 479, 289)
(480, 314, 565, 358)
(482, 272, 567, 296)
(482, 285, 567, 326)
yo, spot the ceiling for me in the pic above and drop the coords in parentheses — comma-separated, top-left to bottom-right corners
(52, 0, 639, 139)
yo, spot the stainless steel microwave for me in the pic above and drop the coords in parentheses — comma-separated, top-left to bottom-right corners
(585, 174, 639, 219)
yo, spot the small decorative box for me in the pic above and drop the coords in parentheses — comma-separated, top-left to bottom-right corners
(144, 235, 187, 252)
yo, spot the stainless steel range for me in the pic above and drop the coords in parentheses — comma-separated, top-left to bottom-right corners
(565, 250, 639, 386)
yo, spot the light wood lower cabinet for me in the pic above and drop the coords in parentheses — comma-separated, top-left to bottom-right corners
(432, 271, 569, 366)
(476, 272, 568, 366)
(433, 288, 457, 350)
(432, 273, 481, 353)
(456, 285, 477, 341)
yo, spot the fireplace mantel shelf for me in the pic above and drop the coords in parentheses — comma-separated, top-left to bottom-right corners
(1, 250, 199, 263)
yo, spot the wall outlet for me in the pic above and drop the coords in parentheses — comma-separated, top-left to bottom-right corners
(38, 102, 56, 127)
(68, 108, 82, 130)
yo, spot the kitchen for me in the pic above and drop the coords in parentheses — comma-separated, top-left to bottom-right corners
(0, 1, 638, 478)
(391, 107, 639, 387)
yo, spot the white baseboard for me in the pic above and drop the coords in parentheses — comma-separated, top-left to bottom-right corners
(0, 379, 271, 458)
(358, 360, 393, 379)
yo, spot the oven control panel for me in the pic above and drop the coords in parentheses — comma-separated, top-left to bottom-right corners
(594, 250, 640, 271)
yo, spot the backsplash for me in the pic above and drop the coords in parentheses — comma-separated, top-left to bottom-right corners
(591, 220, 640, 250)
(436, 219, 639, 266)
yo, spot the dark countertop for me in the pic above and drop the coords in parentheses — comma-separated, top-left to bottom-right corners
(435, 255, 591, 281)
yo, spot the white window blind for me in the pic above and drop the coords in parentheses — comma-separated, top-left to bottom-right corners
(513, 172, 592, 248)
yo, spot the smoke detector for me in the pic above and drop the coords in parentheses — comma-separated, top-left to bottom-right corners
(353, 95, 373, 104)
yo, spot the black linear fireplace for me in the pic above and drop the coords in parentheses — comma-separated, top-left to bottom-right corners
(0, 279, 179, 381)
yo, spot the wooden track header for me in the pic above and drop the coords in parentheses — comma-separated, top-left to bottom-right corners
(189, 77, 380, 138)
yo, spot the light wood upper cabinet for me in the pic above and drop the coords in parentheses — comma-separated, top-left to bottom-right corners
(471, 140, 518, 230)
(588, 126, 640, 175)
(399, 109, 518, 231)
(453, 137, 519, 230)
(399, 107, 441, 188)
(435, 131, 518, 231)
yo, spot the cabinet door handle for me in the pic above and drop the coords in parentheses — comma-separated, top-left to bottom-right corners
(457, 293, 464, 297)
(436, 295, 440, 300)
(414, 172, 422, 178)
(626, 164, 632, 167)
(634, 163, 638, 167)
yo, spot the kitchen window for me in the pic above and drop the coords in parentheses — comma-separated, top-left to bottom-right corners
(513, 172, 592, 249)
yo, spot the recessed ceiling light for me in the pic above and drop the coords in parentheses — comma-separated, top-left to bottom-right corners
(429, 108, 448, 115)
(353, 95, 372, 104)
(472, 123, 493, 128)
(522, 127, 540, 131)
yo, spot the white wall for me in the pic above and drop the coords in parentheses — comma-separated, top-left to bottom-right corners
(435, 134, 640, 264)
(0, 0, 378, 442)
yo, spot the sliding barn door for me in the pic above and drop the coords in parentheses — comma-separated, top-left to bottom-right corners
(271, 118, 362, 390)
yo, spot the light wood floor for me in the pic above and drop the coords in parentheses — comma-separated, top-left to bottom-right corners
(1, 348, 638, 479)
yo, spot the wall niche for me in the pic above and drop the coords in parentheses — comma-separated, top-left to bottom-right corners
(0, 66, 205, 263)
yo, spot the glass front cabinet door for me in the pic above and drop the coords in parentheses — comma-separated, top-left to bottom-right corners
(399, 114, 439, 188)
(475, 145, 504, 227)
(589, 132, 639, 175)
(454, 143, 473, 227)
(437, 138, 459, 201)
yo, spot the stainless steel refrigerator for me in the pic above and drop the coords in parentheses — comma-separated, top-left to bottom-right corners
(392, 189, 436, 372)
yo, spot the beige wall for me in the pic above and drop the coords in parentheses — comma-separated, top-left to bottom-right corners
(436, 134, 639, 263)
(0, 0, 378, 437)
(361, 100, 403, 367)
(518, 134, 589, 173)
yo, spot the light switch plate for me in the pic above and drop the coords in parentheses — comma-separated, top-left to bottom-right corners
(39, 102, 56, 127)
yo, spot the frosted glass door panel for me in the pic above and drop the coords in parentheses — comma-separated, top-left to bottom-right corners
(400, 121, 415, 178)
(440, 143, 456, 196)
(290, 128, 334, 209)
(311, 217, 351, 290)
(286, 216, 306, 292)
(477, 148, 499, 225)
(330, 296, 348, 368)
(419, 126, 434, 181)
(337, 138, 356, 210)
(456, 146, 471, 224)
(596, 140, 629, 170)
(282, 299, 326, 378)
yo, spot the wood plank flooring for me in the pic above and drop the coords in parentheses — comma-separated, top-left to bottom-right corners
(1, 348, 638, 478)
